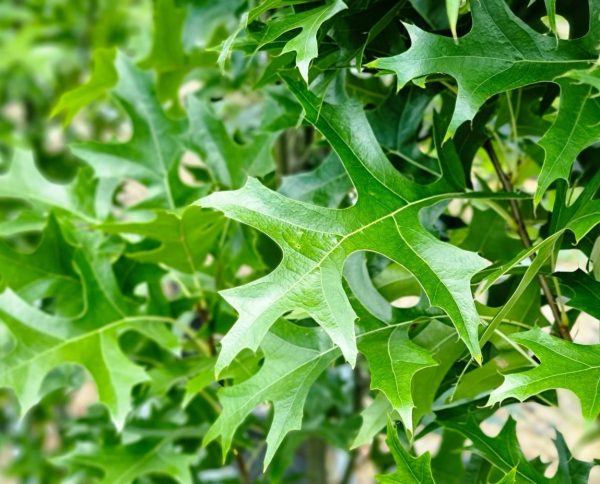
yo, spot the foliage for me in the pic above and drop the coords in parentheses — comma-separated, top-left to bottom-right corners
(0, 0, 599, 482)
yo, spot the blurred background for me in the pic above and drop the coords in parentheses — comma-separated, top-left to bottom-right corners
(0, 1, 255, 481)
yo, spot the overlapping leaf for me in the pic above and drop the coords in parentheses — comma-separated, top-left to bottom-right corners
(359, 326, 436, 428)
(204, 302, 438, 468)
(0, 215, 80, 314)
(203, 320, 337, 468)
(279, 152, 351, 207)
(370, 0, 598, 136)
(55, 431, 199, 484)
(441, 413, 598, 483)
(52, 48, 118, 125)
(100, 206, 224, 274)
(254, 0, 347, 81)
(559, 270, 600, 319)
(377, 419, 435, 484)
(442, 415, 550, 483)
(489, 328, 600, 418)
(70, 53, 189, 209)
(0, 149, 98, 222)
(186, 96, 277, 188)
(536, 67, 600, 203)
(0, 224, 176, 427)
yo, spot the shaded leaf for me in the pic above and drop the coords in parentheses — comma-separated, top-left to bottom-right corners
(52, 48, 118, 125)
(257, 0, 348, 81)
(0, 242, 176, 427)
(71, 53, 188, 209)
(279, 152, 351, 207)
(536, 69, 600, 203)
(351, 392, 392, 449)
(360, 325, 436, 429)
(376, 418, 435, 484)
(559, 270, 600, 319)
(203, 320, 338, 469)
(441, 415, 550, 482)
(186, 96, 277, 188)
(370, 0, 598, 135)
(55, 433, 198, 484)
(0, 149, 96, 221)
(100, 206, 224, 274)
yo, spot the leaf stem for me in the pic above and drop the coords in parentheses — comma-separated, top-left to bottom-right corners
(483, 140, 571, 341)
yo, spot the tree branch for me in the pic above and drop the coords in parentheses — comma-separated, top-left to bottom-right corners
(483, 140, 571, 341)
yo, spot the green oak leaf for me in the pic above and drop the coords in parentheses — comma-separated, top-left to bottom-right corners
(0, 211, 45, 237)
(409, 0, 449, 31)
(494, 469, 518, 484)
(544, 0, 557, 36)
(0, 242, 177, 427)
(146, 355, 215, 399)
(442, 413, 598, 483)
(376, 419, 435, 484)
(411, 319, 466, 424)
(205, 299, 435, 468)
(200, 80, 489, 373)
(139, 0, 188, 105)
(559, 270, 600, 319)
(203, 320, 338, 469)
(488, 328, 600, 418)
(481, 168, 600, 319)
(441, 415, 550, 483)
(535, 68, 600, 203)
(567, 65, 600, 90)
(54, 431, 200, 484)
(445, 0, 460, 40)
(247, 1, 311, 24)
(452, 351, 530, 402)
(553, 430, 599, 483)
(52, 48, 118, 125)
(458, 207, 524, 263)
(0, 149, 97, 222)
(359, 326, 436, 429)
(0, 215, 80, 314)
(430, 429, 467, 483)
(367, 85, 441, 181)
(71, 53, 189, 209)
(552, 167, 600, 241)
(100, 206, 224, 274)
(346, 265, 438, 433)
(182, 357, 217, 406)
(370, 0, 598, 135)
(256, 0, 347, 81)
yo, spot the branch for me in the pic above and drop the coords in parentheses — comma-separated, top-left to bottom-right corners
(483, 140, 571, 341)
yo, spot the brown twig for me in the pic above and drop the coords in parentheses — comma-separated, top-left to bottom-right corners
(483, 140, 571, 341)
(235, 450, 251, 484)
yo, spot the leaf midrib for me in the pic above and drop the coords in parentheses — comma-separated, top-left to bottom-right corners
(1, 315, 173, 378)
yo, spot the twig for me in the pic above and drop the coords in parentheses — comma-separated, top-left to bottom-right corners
(340, 451, 358, 484)
(235, 450, 251, 484)
(483, 140, 571, 341)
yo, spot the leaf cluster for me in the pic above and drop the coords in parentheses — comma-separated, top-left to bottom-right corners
(1, 0, 599, 482)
